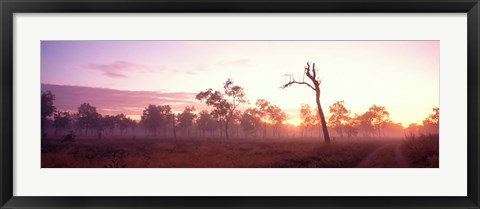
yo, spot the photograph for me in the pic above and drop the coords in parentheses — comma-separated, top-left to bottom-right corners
(40, 40, 439, 168)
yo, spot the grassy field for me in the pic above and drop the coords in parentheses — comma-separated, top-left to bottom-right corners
(41, 135, 438, 168)
(402, 134, 439, 168)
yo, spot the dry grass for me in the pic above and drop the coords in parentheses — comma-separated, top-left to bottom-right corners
(402, 134, 439, 168)
(41, 136, 419, 168)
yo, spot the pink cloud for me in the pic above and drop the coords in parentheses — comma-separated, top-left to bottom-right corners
(82, 61, 150, 78)
(219, 59, 250, 67)
(41, 84, 207, 117)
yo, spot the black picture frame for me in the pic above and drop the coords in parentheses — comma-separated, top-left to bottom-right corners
(1, 0, 479, 208)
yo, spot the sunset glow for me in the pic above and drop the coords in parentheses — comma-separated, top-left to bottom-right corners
(41, 41, 439, 125)
(41, 40, 440, 169)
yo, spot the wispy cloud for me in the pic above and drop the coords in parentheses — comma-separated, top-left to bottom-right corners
(41, 84, 206, 117)
(168, 64, 212, 76)
(82, 61, 150, 78)
(218, 59, 250, 67)
(196, 64, 210, 72)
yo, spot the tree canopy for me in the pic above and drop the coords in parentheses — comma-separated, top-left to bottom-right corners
(196, 78, 247, 139)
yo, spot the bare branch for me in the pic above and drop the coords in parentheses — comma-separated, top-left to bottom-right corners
(318, 76, 325, 85)
(312, 63, 316, 80)
(281, 62, 330, 142)
(305, 63, 310, 77)
(280, 74, 315, 91)
(305, 63, 316, 82)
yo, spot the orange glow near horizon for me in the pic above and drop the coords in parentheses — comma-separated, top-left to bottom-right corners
(42, 41, 439, 126)
(126, 114, 141, 121)
(285, 118, 302, 127)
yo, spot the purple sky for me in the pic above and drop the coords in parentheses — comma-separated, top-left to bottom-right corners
(41, 41, 439, 126)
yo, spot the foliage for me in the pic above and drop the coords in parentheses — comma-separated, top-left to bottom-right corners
(177, 106, 197, 136)
(40, 78, 438, 142)
(140, 105, 162, 136)
(267, 105, 287, 137)
(77, 103, 102, 134)
(255, 99, 271, 138)
(422, 107, 439, 134)
(140, 105, 172, 137)
(254, 99, 287, 138)
(41, 91, 56, 120)
(103, 115, 117, 134)
(116, 113, 136, 135)
(300, 104, 318, 137)
(196, 110, 220, 136)
(41, 91, 56, 135)
(328, 101, 351, 138)
(403, 134, 439, 167)
(240, 108, 262, 136)
(196, 78, 246, 139)
(53, 111, 72, 133)
(406, 108, 439, 135)
(356, 105, 391, 137)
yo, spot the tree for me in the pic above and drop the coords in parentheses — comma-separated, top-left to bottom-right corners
(196, 78, 247, 139)
(41, 91, 56, 136)
(177, 106, 197, 137)
(157, 105, 173, 137)
(171, 113, 177, 139)
(344, 115, 359, 138)
(281, 62, 330, 142)
(93, 114, 105, 138)
(231, 110, 243, 138)
(300, 104, 318, 137)
(197, 110, 210, 137)
(196, 110, 220, 137)
(267, 105, 287, 138)
(422, 107, 439, 134)
(429, 107, 439, 125)
(140, 104, 162, 136)
(240, 108, 262, 137)
(356, 113, 375, 137)
(328, 101, 350, 138)
(255, 99, 271, 138)
(406, 123, 421, 135)
(368, 105, 391, 136)
(126, 118, 137, 134)
(103, 115, 117, 136)
(52, 111, 72, 134)
(77, 103, 101, 135)
(383, 122, 405, 137)
(357, 105, 391, 137)
(116, 113, 132, 136)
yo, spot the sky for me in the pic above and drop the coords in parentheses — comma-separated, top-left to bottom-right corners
(41, 41, 439, 126)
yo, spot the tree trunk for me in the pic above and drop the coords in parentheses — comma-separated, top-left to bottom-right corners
(41, 118, 45, 137)
(315, 91, 330, 143)
(172, 116, 177, 140)
(225, 121, 229, 139)
(264, 120, 267, 138)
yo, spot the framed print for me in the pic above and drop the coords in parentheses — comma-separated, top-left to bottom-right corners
(1, 0, 479, 208)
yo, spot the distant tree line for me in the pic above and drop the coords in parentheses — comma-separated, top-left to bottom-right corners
(41, 93, 137, 138)
(325, 101, 439, 138)
(41, 77, 439, 141)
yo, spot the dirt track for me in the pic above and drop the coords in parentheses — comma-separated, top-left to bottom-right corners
(355, 140, 410, 168)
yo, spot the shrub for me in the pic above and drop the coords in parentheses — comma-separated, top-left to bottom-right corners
(403, 134, 439, 167)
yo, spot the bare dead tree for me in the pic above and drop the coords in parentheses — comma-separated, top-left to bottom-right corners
(281, 62, 330, 143)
